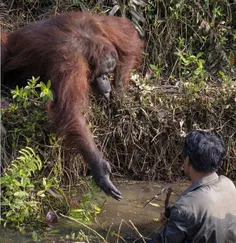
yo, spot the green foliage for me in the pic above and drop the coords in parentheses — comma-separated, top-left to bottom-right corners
(39, 80, 54, 102)
(0, 147, 54, 231)
(149, 64, 163, 78)
(11, 76, 53, 106)
(2, 77, 53, 148)
(143, 0, 235, 82)
(175, 49, 208, 82)
(69, 180, 102, 223)
(1, 78, 53, 231)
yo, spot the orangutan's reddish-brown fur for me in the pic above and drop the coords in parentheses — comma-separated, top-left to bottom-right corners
(1, 11, 143, 200)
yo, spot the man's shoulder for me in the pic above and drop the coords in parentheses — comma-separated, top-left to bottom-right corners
(174, 193, 198, 212)
(174, 175, 236, 215)
(218, 175, 236, 188)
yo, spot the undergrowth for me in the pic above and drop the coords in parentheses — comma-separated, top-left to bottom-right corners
(0, 146, 60, 231)
(1, 77, 103, 235)
(90, 78, 236, 182)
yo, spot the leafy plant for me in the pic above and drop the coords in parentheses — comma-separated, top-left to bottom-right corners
(0, 147, 55, 231)
(149, 64, 163, 78)
(69, 180, 102, 223)
(175, 49, 208, 82)
(11, 76, 53, 106)
(2, 77, 52, 147)
(1, 77, 63, 232)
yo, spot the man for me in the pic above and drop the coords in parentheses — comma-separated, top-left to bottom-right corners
(146, 130, 236, 243)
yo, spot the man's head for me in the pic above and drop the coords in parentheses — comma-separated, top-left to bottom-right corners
(182, 130, 226, 178)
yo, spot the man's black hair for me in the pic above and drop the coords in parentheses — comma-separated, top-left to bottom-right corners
(182, 130, 226, 173)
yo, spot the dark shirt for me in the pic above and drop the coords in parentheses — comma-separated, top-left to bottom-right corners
(156, 173, 236, 243)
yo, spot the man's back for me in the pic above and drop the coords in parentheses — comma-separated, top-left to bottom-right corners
(146, 131, 236, 243)
(173, 173, 236, 243)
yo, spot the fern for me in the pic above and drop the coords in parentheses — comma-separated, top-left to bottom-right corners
(0, 147, 46, 231)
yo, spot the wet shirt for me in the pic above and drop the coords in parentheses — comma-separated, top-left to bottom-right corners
(157, 173, 236, 243)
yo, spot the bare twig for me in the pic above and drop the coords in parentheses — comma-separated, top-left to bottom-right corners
(143, 186, 171, 208)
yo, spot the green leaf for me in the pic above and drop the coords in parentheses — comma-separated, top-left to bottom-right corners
(37, 190, 46, 197)
(47, 80, 52, 88)
(48, 91, 54, 101)
(70, 209, 85, 213)
(43, 178, 47, 187)
(40, 92, 45, 98)
(149, 64, 157, 70)
(14, 191, 29, 197)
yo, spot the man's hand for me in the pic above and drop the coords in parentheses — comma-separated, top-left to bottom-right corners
(160, 212, 168, 224)
(160, 205, 171, 224)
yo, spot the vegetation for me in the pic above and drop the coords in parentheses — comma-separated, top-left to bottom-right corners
(2, 0, 235, 82)
(1, 0, 235, 241)
(90, 79, 236, 181)
(1, 146, 57, 231)
(1, 78, 103, 234)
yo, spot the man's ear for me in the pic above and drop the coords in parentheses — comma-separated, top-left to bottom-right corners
(185, 156, 191, 165)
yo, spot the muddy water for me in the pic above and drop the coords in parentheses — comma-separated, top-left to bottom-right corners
(0, 181, 189, 242)
(96, 181, 189, 241)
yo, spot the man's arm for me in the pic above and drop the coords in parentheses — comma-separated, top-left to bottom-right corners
(156, 207, 188, 243)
